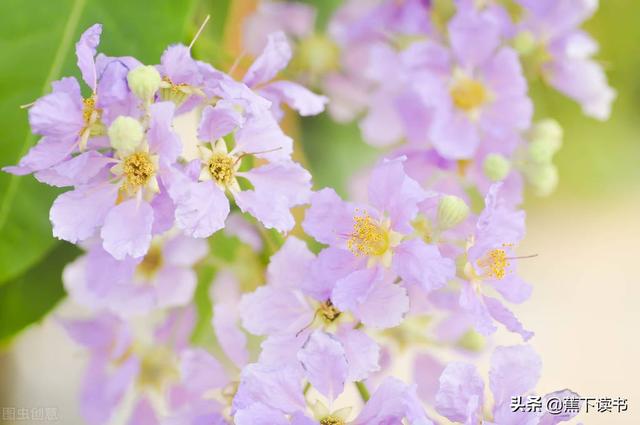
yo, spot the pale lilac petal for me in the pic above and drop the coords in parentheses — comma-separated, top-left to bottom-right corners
(490, 345, 541, 406)
(29, 82, 83, 139)
(155, 266, 196, 308)
(234, 112, 293, 160)
(180, 348, 229, 396)
(354, 377, 431, 425)
(213, 302, 249, 369)
(76, 24, 102, 90)
(240, 286, 314, 336)
(101, 199, 154, 259)
(59, 314, 130, 355)
(484, 296, 534, 340)
(148, 102, 181, 164)
(235, 403, 289, 425)
(50, 184, 118, 243)
(431, 110, 479, 160)
(35, 151, 111, 187)
(244, 31, 292, 87)
(239, 161, 312, 206)
(335, 327, 380, 382)
(302, 188, 355, 246)
(150, 189, 175, 235)
(448, 9, 500, 68)
(174, 180, 230, 238)
(234, 190, 295, 232)
(488, 274, 532, 304)
(305, 247, 362, 301)
(197, 101, 244, 141)
(267, 236, 315, 289)
(224, 212, 263, 250)
(159, 44, 201, 85)
(163, 235, 208, 267)
(368, 157, 426, 232)
(258, 333, 307, 369)
(538, 389, 581, 425)
(127, 398, 157, 425)
(261, 81, 328, 116)
(393, 239, 455, 292)
(360, 91, 405, 147)
(435, 362, 484, 424)
(414, 353, 446, 406)
(460, 282, 496, 336)
(298, 331, 348, 400)
(3, 137, 76, 175)
(233, 363, 305, 414)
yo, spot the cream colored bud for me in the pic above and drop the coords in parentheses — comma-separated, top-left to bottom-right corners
(513, 30, 537, 56)
(108, 116, 144, 152)
(437, 195, 470, 230)
(127, 65, 162, 100)
(483, 153, 511, 182)
(526, 163, 559, 197)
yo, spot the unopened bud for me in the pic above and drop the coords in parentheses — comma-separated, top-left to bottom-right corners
(513, 30, 536, 56)
(437, 195, 470, 230)
(127, 65, 162, 101)
(108, 116, 144, 152)
(526, 163, 559, 197)
(296, 34, 340, 76)
(483, 153, 511, 182)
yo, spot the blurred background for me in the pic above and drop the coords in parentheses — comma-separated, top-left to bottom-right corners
(0, 0, 638, 424)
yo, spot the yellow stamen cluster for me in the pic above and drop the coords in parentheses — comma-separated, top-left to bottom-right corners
(123, 152, 155, 192)
(451, 77, 488, 111)
(82, 97, 97, 122)
(479, 248, 509, 279)
(318, 300, 341, 323)
(347, 213, 389, 257)
(320, 417, 345, 425)
(161, 76, 189, 105)
(208, 153, 235, 186)
(136, 347, 179, 391)
(137, 244, 163, 279)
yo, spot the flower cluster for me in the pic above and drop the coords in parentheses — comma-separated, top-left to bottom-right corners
(4, 0, 613, 423)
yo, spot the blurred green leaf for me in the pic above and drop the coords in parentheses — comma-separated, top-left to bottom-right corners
(0, 243, 80, 345)
(0, 0, 205, 284)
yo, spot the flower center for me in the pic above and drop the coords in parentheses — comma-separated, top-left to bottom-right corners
(320, 416, 345, 425)
(347, 213, 389, 257)
(477, 248, 509, 280)
(123, 152, 156, 190)
(208, 153, 235, 186)
(318, 300, 341, 323)
(136, 346, 179, 392)
(137, 244, 163, 279)
(82, 96, 99, 123)
(451, 77, 488, 111)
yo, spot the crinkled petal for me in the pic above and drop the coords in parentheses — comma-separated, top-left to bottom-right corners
(76, 24, 102, 90)
(127, 398, 158, 425)
(3, 136, 76, 176)
(267, 236, 315, 289)
(336, 326, 380, 382)
(50, 184, 118, 243)
(29, 80, 83, 139)
(198, 101, 245, 142)
(302, 188, 356, 246)
(448, 8, 500, 68)
(35, 151, 111, 187)
(159, 44, 201, 85)
(435, 362, 484, 424)
(234, 111, 293, 161)
(261, 80, 328, 116)
(233, 363, 305, 414)
(490, 345, 541, 406)
(100, 199, 154, 259)
(298, 331, 348, 400)
(180, 348, 229, 397)
(488, 274, 532, 304)
(235, 403, 290, 425)
(393, 239, 455, 292)
(148, 101, 181, 164)
(173, 179, 230, 238)
(484, 296, 534, 340)
(240, 286, 314, 336)
(244, 31, 292, 87)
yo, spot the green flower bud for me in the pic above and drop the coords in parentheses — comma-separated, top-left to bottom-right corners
(526, 163, 559, 197)
(457, 329, 485, 352)
(296, 34, 340, 76)
(108, 116, 144, 153)
(437, 195, 470, 230)
(127, 65, 162, 101)
(530, 118, 563, 144)
(512, 30, 536, 56)
(483, 153, 511, 182)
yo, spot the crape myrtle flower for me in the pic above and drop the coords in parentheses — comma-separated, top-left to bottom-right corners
(513, 0, 616, 120)
(233, 375, 433, 425)
(302, 156, 455, 321)
(239, 237, 381, 398)
(63, 232, 208, 317)
(61, 309, 230, 425)
(49, 100, 181, 259)
(417, 7, 533, 160)
(167, 83, 312, 237)
(435, 345, 580, 425)
(458, 183, 534, 340)
(4, 24, 109, 177)
(242, 31, 328, 120)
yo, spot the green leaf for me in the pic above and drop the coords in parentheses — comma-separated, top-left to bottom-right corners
(0, 0, 204, 284)
(0, 243, 80, 345)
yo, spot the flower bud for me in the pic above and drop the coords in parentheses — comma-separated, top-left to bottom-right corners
(296, 34, 340, 76)
(526, 163, 559, 197)
(437, 195, 470, 230)
(513, 30, 536, 56)
(457, 329, 485, 352)
(127, 65, 162, 101)
(483, 153, 511, 182)
(108, 116, 144, 152)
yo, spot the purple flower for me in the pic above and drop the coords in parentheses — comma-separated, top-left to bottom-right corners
(435, 344, 580, 425)
(49, 101, 181, 259)
(515, 0, 616, 120)
(64, 233, 208, 317)
(303, 157, 455, 319)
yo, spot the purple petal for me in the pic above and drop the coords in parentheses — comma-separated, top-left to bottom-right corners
(180, 348, 229, 397)
(233, 363, 305, 414)
(159, 44, 201, 85)
(163, 234, 208, 267)
(235, 403, 289, 425)
(431, 110, 479, 160)
(488, 274, 532, 304)
(414, 353, 446, 406)
(240, 286, 314, 336)
(297, 331, 348, 400)
(484, 296, 534, 340)
(267, 236, 314, 288)
(197, 101, 244, 141)
(261, 81, 327, 116)
(76, 24, 102, 90)
(127, 398, 158, 425)
(100, 199, 154, 259)
(4, 136, 76, 176)
(448, 8, 500, 68)
(393, 239, 455, 292)
(155, 266, 197, 308)
(29, 80, 83, 139)
(435, 362, 484, 424)
(360, 90, 405, 147)
(490, 345, 541, 406)
(173, 180, 230, 238)
(234, 111, 293, 161)
(35, 151, 111, 187)
(148, 101, 181, 164)
(302, 188, 355, 246)
(50, 184, 118, 243)
(335, 326, 380, 381)
(244, 31, 292, 87)
(305, 247, 362, 301)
